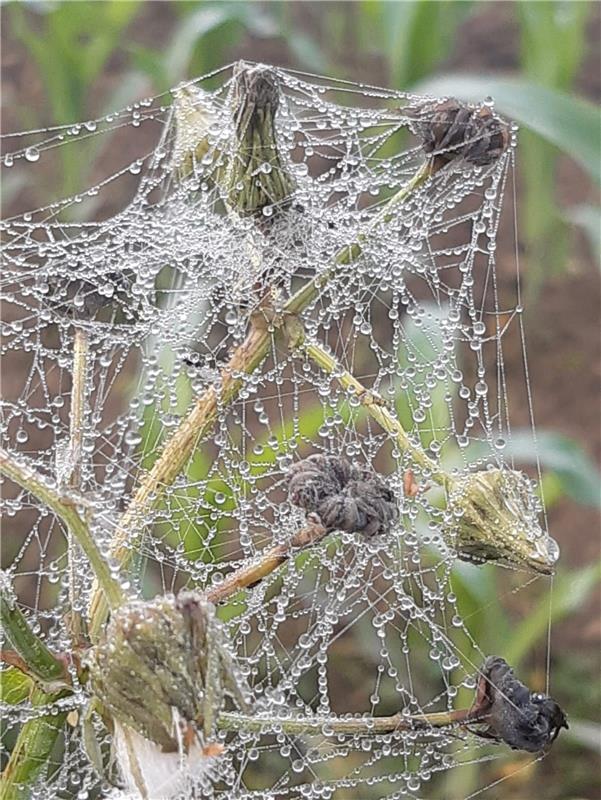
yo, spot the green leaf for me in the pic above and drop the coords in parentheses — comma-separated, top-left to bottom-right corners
(380, 0, 473, 89)
(163, 6, 235, 84)
(414, 75, 601, 185)
(565, 204, 601, 265)
(0, 668, 31, 706)
(500, 430, 601, 508)
(0, 689, 68, 800)
(0, 581, 68, 690)
(504, 559, 601, 665)
(563, 718, 601, 753)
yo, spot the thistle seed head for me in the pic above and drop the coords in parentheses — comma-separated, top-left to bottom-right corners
(89, 593, 240, 752)
(288, 454, 399, 537)
(444, 468, 559, 574)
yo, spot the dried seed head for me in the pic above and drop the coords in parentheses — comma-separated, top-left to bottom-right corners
(408, 98, 510, 171)
(473, 656, 568, 752)
(89, 593, 244, 752)
(288, 454, 398, 537)
(444, 468, 559, 574)
(225, 63, 296, 217)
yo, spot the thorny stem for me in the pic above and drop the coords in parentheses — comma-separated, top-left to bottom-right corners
(203, 517, 328, 605)
(217, 707, 478, 737)
(88, 161, 433, 638)
(66, 327, 89, 639)
(0, 448, 125, 612)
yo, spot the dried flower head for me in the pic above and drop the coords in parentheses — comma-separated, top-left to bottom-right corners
(288, 454, 399, 537)
(225, 63, 296, 216)
(89, 592, 249, 752)
(408, 98, 510, 171)
(172, 85, 215, 180)
(444, 468, 559, 574)
(471, 656, 568, 752)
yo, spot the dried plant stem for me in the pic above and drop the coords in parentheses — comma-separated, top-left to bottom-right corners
(203, 518, 327, 605)
(0, 448, 124, 612)
(66, 327, 89, 639)
(88, 161, 433, 638)
(68, 328, 88, 491)
(301, 339, 451, 490)
(217, 707, 475, 736)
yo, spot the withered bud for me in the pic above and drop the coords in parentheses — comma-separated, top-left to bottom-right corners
(471, 656, 568, 752)
(288, 454, 398, 537)
(89, 593, 248, 752)
(444, 468, 559, 574)
(226, 63, 296, 217)
(408, 98, 510, 172)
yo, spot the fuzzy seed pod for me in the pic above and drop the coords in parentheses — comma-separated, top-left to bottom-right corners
(288, 454, 398, 537)
(408, 98, 510, 171)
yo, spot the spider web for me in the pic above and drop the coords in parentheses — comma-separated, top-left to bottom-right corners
(1, 63, 554, 799)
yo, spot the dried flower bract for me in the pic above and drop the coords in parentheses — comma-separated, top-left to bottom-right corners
(444, 468, 559, 574)
(408, 98, 510, 171)
(470, 656, 568, 752)
(89, 593, 249, 752)
(288, 454, 399, 537)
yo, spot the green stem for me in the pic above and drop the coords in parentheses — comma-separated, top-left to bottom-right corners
(217, 706, 473, 736)
(302, 339, 450, 489)
(0, 448, 125, 611)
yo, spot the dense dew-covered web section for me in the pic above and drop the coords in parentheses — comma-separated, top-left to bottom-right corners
(0, 63, 559, 799)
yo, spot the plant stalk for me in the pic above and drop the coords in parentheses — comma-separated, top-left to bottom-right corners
(0, 448, 125, 612)
(217, 706, 475, 736)
(203, 517, 328, 605)
(66, 327, 89, 639)
(301, 339, 451, 489)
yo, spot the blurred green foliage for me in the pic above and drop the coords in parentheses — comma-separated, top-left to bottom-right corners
(6, 0, 599, 285)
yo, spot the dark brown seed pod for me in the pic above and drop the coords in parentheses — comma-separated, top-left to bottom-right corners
(407, 98, 510, 172)
(470, 656, 568, 752)
(287, 454, 398, 537)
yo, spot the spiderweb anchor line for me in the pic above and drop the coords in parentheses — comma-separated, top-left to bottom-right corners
(1, 62, 561, 799)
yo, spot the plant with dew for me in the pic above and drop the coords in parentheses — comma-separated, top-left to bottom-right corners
(0, 63, 566, 800)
